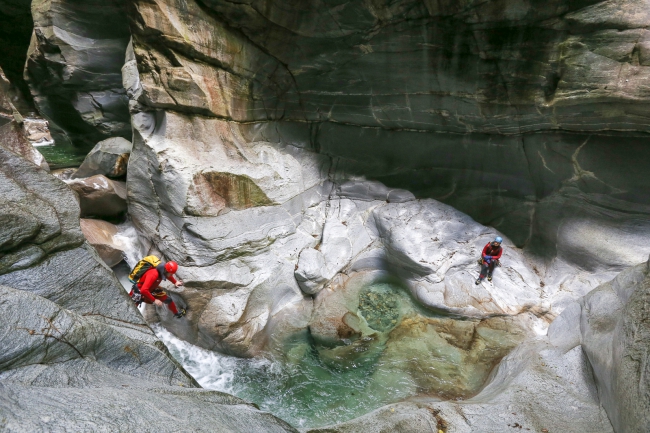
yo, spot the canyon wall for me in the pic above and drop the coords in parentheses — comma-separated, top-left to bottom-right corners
(3, 0, 650, 431)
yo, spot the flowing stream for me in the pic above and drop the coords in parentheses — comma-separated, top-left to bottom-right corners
(152, 283, 525, 429)
(38, 142, 87, 169)
(153, 323, 416, 429)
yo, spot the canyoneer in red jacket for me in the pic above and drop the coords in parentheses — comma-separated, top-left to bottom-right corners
(131, 261, 186, 318)
(476, 236, 503, 284)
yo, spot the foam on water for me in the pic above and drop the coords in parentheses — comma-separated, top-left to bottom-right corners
(114, 222, 149, 269)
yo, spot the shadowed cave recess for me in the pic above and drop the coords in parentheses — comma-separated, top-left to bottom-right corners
(3, 0, 650, 432)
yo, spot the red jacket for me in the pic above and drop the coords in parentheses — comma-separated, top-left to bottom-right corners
(482, 242, 503, 261)
(137, 267, 177, 303)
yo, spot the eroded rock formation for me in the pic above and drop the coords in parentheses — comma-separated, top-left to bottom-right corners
(0, 140, 297, 432)
(25, 0, 132, 150)
(127, 0, 650, 254)
(4, 0, 650, 431)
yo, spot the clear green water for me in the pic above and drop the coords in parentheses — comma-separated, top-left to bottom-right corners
(38, 143, 87, 169)
(154, 323, 415, 429)
(154, 282, 521, 429)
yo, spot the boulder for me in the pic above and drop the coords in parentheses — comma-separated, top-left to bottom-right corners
(294, 248, 332, 295)
(66, 174, 127, 219)
(72, 137, 132, 179)
(22, 117, 53, 146)
(79, 218, 124, 267)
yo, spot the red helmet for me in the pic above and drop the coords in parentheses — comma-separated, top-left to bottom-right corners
(164, 261, 178, 274)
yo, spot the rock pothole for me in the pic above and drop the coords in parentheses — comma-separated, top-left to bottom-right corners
(358, 283, 402, 332)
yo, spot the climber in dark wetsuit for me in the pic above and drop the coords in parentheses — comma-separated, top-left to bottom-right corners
(476, 236, 503, 284)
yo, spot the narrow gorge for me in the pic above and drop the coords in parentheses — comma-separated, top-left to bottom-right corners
(1, 0, 650, 432)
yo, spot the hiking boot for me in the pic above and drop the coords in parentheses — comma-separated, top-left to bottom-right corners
(487, 276, 493, 282)
(174, 308, 186, 319)
(475, 278, 482, 285)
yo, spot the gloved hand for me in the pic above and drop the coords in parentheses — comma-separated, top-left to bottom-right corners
(484, 256, 492, 260)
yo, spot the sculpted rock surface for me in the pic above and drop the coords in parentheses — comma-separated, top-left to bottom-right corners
(66, 175, 127, 219)
(576, 259, 650, 433)
(191, 0, 650, 255)
(0, 143, 298, 432)
(25, 0, 131, 150)
(317, 258, 650, 433)
(124, 0, 650, 361)
(3, 0, 648, 430)
(72, 137, 132, 179)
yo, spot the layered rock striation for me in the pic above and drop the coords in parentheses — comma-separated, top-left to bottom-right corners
(6, 0, 650, 430)
(25, 0, 132, 150)
(128, 0, 650, 255)
(116, 2, 650, 429)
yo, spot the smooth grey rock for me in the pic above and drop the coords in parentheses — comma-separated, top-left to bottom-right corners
(0, 287, 298, 433)
(66, 174, 127, 219)
(580, 259, 650, 433)
(547, 300, 582, 351)
(25, 0, 131, 149)
(72, 137, 132, 179)
(294, 248, 330, 295)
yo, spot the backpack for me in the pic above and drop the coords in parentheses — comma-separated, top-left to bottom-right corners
(128, 255, 161, 283)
